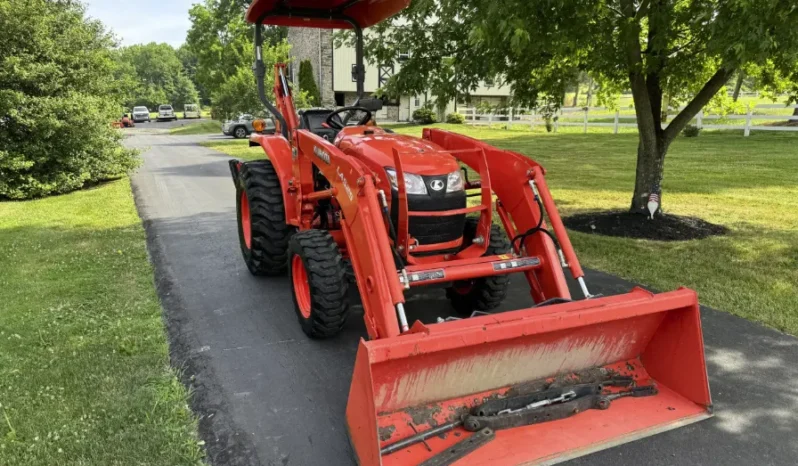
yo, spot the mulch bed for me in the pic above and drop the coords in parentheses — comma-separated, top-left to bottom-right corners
(563, 210, 729, 241)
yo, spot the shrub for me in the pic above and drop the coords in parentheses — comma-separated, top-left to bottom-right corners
(446, 112, 465, 124)
(682, 125, 701, 138)
(298, 59, 321, 107)
(412, 107, 437, 124)
(0, 0, 139, 199)
(476, 101, 494, 114)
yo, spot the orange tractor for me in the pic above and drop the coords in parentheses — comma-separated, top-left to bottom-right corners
(230, 1, 713, 464)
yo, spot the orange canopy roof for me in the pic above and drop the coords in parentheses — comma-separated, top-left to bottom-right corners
(246, 0, 410, 29)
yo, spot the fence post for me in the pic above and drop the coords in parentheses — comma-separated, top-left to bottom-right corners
(554, 109, 559, 133)
(697, 109, 703, 130)
(613, 109, 619, 134)
(583, 107, 589, 134)
(744, 103, 752, 137)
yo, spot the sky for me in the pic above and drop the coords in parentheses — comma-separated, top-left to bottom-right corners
(84, 0, 196, 47)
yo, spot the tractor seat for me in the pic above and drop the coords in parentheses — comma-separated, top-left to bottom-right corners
(299, 108, 341, 142)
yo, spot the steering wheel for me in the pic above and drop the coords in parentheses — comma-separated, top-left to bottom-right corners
(324, 106, 372, 130)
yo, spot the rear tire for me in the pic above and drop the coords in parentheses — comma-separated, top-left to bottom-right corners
(288, 230, 349, 338)
(236, 161, 293, 275)
(446, 219, 511, 314)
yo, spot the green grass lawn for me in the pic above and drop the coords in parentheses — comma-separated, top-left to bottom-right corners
(0, 180, 203, 465)
(170, 120, 221, 135)
(205, 125, 798, 336)
(200, 139, 263, 160)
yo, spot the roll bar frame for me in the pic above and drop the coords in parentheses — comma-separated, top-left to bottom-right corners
(253, 16, 365, 139)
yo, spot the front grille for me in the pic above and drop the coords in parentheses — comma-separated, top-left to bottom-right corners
(391, 190, 466, 246)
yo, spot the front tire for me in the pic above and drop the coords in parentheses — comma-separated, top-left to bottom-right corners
(236, 161, 293, 275)
(288, 230, 350, 338)
(233, 126, 248, 139)
(446, 219, 511, 314)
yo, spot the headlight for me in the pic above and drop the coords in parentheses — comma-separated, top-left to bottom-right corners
(385, 168, 428, 195)
(446, 170, 464, 192)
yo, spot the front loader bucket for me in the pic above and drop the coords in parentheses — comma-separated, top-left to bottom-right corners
(346, 287, 712, 466)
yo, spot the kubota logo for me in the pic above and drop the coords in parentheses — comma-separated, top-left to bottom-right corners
(313, 146, 331, 164)
(430, 179, 445, 191)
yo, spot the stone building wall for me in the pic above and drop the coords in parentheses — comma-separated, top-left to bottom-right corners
(287, 28, 334, 107)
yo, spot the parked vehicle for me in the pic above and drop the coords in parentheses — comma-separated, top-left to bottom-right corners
(222, 114, 275, 139)
(132, 106, 150, 123)
(183, 104, 201, 119)
(157, 104, 177, 121)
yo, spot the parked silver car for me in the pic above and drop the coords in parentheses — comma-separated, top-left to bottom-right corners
(157, 104, 177, 122)
(132, 106, 150, 123)
(222, 114, 275, 139)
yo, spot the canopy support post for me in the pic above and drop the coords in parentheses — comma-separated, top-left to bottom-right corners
(254, 23, 288, 138)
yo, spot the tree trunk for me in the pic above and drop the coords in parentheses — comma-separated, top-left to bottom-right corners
(732, 73, 745, 102)
(793, 106, 798, 116)
(617, 0, 736, 216)
(572, 84, 580, 107)
(630, 134, 668, 213)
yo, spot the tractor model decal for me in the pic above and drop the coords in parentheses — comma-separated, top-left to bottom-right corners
(492, 257, 541, 271)
(314, 145, 331, 164)
(337, 166, 354, 201)
(407, 269, 446, 284)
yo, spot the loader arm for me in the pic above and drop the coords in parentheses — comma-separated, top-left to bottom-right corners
(423, 128, 573, 302)
(294, 130, 406, 339)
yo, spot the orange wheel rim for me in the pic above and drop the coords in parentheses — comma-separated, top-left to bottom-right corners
(241, 191, 252, 249)
(292, 255, 311, 318)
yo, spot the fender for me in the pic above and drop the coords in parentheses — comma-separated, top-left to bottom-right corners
(250, 133, 299, 226)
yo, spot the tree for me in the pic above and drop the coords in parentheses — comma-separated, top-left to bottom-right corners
(0, 0, 138, 199)
(298, 60, 321, 106)
(177, 44, 209, 104)
(185, 0, 290, 117)
(211, 41, 294, 121)
(342, 0, 491, 118)
(752, 61, 798, 116)
(114, 43, 199, 110)
(367, 0, 798, 214)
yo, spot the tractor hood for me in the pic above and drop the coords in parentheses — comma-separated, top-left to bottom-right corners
(336, 128, 460, 176)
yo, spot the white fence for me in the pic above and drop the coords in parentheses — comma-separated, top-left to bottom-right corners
(458, 103, 798, 136)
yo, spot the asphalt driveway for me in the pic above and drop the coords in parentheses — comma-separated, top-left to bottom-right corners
(128, 132, 798, 466)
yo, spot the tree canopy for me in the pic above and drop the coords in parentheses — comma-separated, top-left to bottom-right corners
(0, 0, 138, 199)
(114, 43, 199, 110)
(185, 0, 290, 119)
(365, 0, 798, 213)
